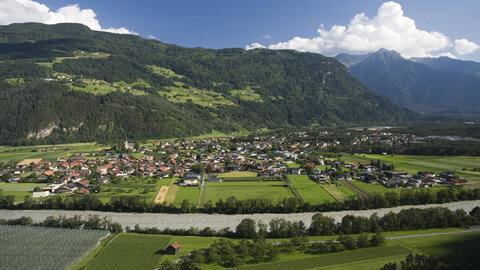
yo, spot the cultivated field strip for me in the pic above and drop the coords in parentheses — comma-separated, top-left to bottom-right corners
(0, 225, 108, 270)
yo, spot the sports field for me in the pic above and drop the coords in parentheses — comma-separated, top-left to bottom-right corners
(287, 175, 336, 204)
(340, 154, 480, 178)
(201, 181, 297, 204)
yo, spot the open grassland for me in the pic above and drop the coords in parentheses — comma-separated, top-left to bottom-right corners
(230, 86, 263, 102)
(201, 181, 296, 205)
(341, 154, 480, 178)
(75, 228, 479, 270)
(349, 180, 399, 194)
(0, 142, 107, 162)
(84, 233, 171, 270)
(349, 180, 447, 196)
(218, 171, 258, 178)
(67, 78, 148, 96)
(287, 175, 335, 204)
(240, 245, 410, 270)
(158, 81, 234, 107)
(1, 225, 108, 270)
(157, 235, 239, 265)
(173, 186, 201, 206)
(392, 231, 480, 256)
(36, 51, 110, 68)
(0, 183, 47, 202)
(95, 178, 172, 204)
(321, 184, 353, 201)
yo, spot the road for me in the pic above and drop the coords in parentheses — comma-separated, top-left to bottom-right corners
(0, 200, 478, 230)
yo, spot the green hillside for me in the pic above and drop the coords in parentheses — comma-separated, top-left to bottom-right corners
(0, 23, 414, 145)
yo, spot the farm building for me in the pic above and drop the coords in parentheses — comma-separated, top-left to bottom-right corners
(165, 242, 181, 255)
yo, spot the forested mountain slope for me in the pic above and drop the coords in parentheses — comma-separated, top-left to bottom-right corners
(0, 23, 413, 145)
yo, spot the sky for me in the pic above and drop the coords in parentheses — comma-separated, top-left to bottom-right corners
(1, 0, 480, 61)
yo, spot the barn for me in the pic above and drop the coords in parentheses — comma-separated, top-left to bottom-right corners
(165, 242, 181, 255)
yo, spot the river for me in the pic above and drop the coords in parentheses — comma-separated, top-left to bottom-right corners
(1, 200, 479, 230)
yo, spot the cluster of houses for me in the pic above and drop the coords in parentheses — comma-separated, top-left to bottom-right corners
(0, 132, 471, 200)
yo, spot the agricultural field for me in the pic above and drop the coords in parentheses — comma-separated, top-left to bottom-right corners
(217, 171, 258, 178)
(0, 142, 107, 163)
(158, 81, 234, 107)
(36, 51, 110, 68)
(230, 86, 263, 102)
(82, 233, 171, 270)
(349, 180, 398, 195)
(340, 154, 480, 178)
(95, 177, 172, 204)
(321, 183, 357, 201)
(173, 186, 201, 206)
(1, 225, 108, 270)
(0, 183, 46, 202)
(76, 230, 480, 270)
(287, 175, 335, 204)
(66, 78, 148, 96)
(201, 181, 296, 205)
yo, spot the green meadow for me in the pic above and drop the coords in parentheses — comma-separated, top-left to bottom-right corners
(287, 175, 336, 204)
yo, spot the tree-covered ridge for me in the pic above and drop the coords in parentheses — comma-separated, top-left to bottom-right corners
(0, 23, 414, 145)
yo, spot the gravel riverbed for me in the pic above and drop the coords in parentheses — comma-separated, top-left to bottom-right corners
(1, 200, 479, 230)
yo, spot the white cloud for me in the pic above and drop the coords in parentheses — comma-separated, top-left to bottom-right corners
(245, 42, 266, 50)
(148, 35, 158, 40)
(0, 0, 136, 35)
(263, 35, 271, 39)
(455, 39, 480, 55)
(257, 1, 470, 58)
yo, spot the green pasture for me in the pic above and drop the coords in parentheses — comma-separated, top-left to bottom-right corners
(287, 175, 335, 204)
(201, 181, 296, 204)
(341, 154, 480, 178)
(0, 183, 46, 202)
(230, 86, 263, 102)
(84, 233, 171, 270)
(173, 186, 201, 206)
(349, 180, 399, 195)
(158, 81, 234, 107)
(218, 171, 258, 178)
(321, 183, 355, 201)
(0, 142, 107, 163)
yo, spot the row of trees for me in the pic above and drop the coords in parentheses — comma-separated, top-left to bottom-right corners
(159, 234, 386, 269)
(380, 251, 480, 270)
(0, 214, 122, 233)
(129, 207, 480, 239)
(1, 185, 479, 214)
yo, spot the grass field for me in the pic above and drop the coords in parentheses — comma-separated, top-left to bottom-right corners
(340, 154, 480, 178)
(75, 228, 479, 270)
(287, 175, 335, 204)
(217, 171, 258, 178)
(201, 181, 296, 204)
(0, 142, 107, 163)
(0, 183, 46, 202)
(95, 178, 173, 203)
(158, 81, 234, 107)
(85, 233, 171, 270)
(173, 186, 201, 206)
(349, 180, 397, 195)
(321, 184, 354, 201)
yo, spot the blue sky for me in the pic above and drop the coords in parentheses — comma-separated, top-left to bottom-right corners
(3, 0, 480, 60)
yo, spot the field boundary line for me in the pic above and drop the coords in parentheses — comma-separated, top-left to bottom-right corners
(285, 176, 303, 200)
(344, 181, 370, 199)
(320, 185, 340, 203)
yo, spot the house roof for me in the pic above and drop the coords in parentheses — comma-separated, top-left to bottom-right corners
(168, 242, 180, 249)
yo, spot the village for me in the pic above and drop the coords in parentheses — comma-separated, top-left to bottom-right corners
(0, 129, 471, 203)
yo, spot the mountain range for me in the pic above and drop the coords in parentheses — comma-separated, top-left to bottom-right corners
(335, 49, 480, 114)
(0, 23, 412, 145)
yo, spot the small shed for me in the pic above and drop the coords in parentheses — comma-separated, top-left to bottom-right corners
(165, 242, 180, 255)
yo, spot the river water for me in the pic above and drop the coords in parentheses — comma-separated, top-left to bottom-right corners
(1, 200, 479, 230)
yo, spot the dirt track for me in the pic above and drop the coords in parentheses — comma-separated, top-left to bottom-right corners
(154, 186, 169, 204)
(344, 181, 370, 199)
